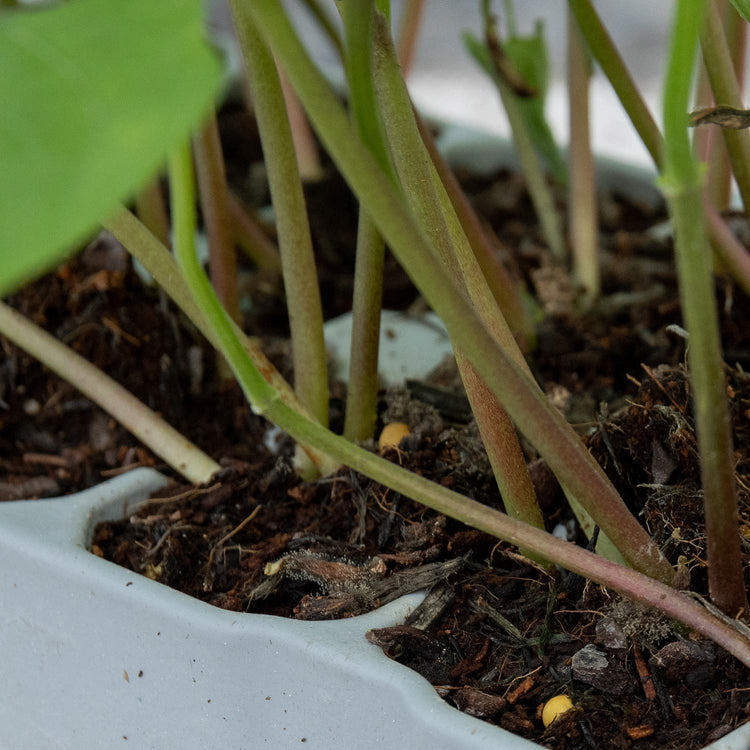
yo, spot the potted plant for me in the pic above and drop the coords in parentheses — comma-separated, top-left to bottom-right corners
(2, 0, 750, 747)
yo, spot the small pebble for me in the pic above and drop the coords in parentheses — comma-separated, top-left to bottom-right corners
(571, 644, 633, 694)
(649, 640, 716, 688)
(595, 617, 628, 651)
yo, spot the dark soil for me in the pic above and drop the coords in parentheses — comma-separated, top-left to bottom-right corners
(3, 104, 750, 748)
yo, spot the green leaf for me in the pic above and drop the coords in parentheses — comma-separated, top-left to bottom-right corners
(463, 25, 567, 185)
(504, 22, 567, 185)
(0, 0, 223, 297)
(729, 0, 750, 23)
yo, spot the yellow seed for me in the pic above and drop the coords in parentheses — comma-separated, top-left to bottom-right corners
(541, 694, 574, 727)
(378, 422, 411, 453)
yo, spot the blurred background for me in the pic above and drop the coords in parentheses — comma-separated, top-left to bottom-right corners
(276, 0, 675, 169)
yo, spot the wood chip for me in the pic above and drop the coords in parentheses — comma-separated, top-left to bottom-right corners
(506, 675, 535, 704)
(626, 725, 654, 740)
(634, 644, 656, 702)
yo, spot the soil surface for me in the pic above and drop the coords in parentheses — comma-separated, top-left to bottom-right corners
(3, 104, 750, 748)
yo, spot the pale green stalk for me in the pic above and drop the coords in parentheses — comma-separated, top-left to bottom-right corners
(568, 0, 663, 168)
(226, 191, 282, 273)
(235, 1, 674, 579)
(278, 67, 324, 182)
(705, 199, 750, 295)
(566, 0, 750, 298)
(697, 1, 747, 212)
(567, 8, 599, 303)
(395, 0, 424, 76)
(0, 301, 219, 484)
(371, 8, 543, 533)
(166, 135, 750, 666)
(134, 179, 170, 248)
(700, 0, 750, 218)
(103, 207, 338, 477)
(300, 0, 345, 61)
(194, 110, 241, 324)
(416, 114, 534, 350)
(661, 0, 747, 615)
(230, 3, 330, 427)
(340, 0, 391, 442)
(344, 213, 385, 442)
(712, 0, 747, 209)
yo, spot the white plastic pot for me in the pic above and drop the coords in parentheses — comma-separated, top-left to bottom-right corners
(1, 469, 749, 749)
(0, 468, 535, 749)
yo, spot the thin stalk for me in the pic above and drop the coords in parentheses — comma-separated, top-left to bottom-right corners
(193, 110, 242, 324)
(103, 207, 338, 477)
(371, 8, 544, 533)
(300, 0, 345, 62)
(567, 8, 599, 303)
(226, 191, 282, 273)
(241, 0, 675, 583)
(168, 138, 750, 665)
(567, 0, 750, 299)
(134, 179, 170, 249)
(693, 60, 715, 163)
(661, 0, 747, 616)
(416, 114, 534, 350)
(694, 60, 734, 221)
(700, 0, 750, 218)
(231, 6, 330, 427)
(568, 0, 663, 168)
(481, 1, 566, 259)
(694, 2, 745, 213)
(343, 213, 384, 441)
(705, 200, 750, 296)
(395, 0, 425, 77)
(277, 66, 324, 182)
(0, 301, 219, 484)
(340, 0, 391, 442)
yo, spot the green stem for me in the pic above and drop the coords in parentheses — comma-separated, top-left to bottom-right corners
(340, 0, 390, 442)
(103, 207, 338, 476)
(700, 0, 750, 218)
(482, 1, 566, 259)
(705, 200, 750, 296)
(417, 114, 534, 350)
(167, 138, 750, 663)
(371, 7, 543, 533)
(567, 8, 599, 303)
(278, 67, 324, 183)
(343, 212, 385, 442)
(231, 4, 329, 427)
(134, 178, 170, 249)
(0, 301, 219, 484)
(568, 0, 664, 168)
(242, 0, 675, 583)
(193, 110, 242, 324)
(300, 0, 345, 62)
(567, 0, 750, 300)
(706, 0, 747, 211)
(661, 0, 747, 616)
(395, 0, 425, 77)
(226, 191, 282, 273)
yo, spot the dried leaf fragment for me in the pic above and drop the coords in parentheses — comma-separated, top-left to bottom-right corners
(689, 105, 750, 130)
